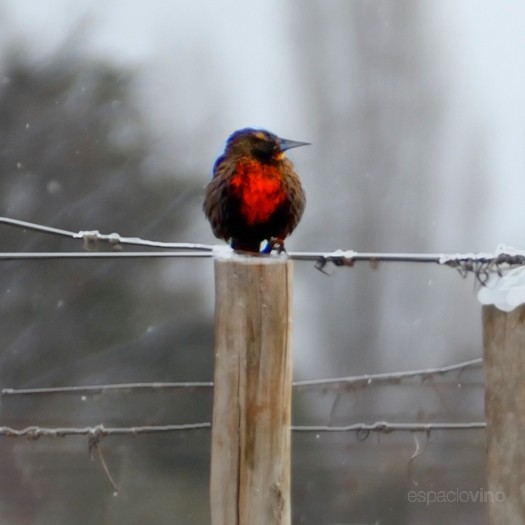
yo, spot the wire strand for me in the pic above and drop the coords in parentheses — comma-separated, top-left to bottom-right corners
(291, 421, 486, 433)
(293, 357, 482, 389)
(0, 423, 211, 438)
(3, 217, 525, 274)
(0, 421, 485, 438)
(1, 358, 482, 396)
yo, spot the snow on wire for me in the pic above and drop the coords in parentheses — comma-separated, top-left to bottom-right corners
(2, 217, 525, 280)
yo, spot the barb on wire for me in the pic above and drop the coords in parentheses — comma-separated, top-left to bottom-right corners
(298, 245, 525, 279)
(89, 431, 120, 494)
(439, 245, 525, 285)
(293, 357, 483, 389)
(408, 432, 429, 480)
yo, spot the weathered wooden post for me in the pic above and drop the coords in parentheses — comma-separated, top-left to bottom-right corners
(483, 304, 525, 523)
(210, 253, 293, 525)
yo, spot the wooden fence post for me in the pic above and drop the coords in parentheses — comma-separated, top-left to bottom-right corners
(483, 304, 525, 523)
(210, 254, 293, 525)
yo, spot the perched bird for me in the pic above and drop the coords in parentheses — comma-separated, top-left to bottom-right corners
(203, 128, 308, 253)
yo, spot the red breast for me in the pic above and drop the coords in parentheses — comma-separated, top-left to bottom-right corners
(230, 160, 287, 225)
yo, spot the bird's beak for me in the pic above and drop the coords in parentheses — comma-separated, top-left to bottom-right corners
(278, 138, 310, 152)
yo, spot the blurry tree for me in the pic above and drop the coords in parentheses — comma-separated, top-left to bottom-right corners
(0, 50, 213, 524)
(288, 2, 486, 525)
(0, 49, 212, 385)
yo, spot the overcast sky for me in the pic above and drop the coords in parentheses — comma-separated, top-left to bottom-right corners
(3, 0, 525, 247)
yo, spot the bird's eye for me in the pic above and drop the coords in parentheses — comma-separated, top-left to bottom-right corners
(251, 139, 275, 159)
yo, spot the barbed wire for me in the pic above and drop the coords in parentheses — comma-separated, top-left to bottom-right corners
(2, 216, 525, 277)
(0, 251, 213, 260)
(0, 358, 485, 439)
(1, 357, 482, 396)
(291, 421, 486, 434)
(0, 219, 494, 442)
(0, 219, 489, 444)
(0, 421, 485, 440)
(0, 216, 213, 252)
(0, 419, 485, 490)
(0, 423, 211, 439)
(0, 216, 495, 498)
(1, 381, 214, 396)
(293, 357, 482, 389)
(0, 360, 484, 443)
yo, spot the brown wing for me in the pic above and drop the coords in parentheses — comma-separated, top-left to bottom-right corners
(277, 158, 306, 238)
(203, 160, 237, 241)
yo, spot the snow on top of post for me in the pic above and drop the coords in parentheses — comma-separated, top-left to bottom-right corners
(478, 266, 525, 312)
(476, 245, 525, 311)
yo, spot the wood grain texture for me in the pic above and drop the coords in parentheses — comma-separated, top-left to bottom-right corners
(210, 255, 292, 525)
(483, 305, 525, 524)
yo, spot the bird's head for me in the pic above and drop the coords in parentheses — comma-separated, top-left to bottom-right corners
(224, 128, 309, 162)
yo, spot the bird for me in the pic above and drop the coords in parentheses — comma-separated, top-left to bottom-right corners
(203, 128, 308, 253)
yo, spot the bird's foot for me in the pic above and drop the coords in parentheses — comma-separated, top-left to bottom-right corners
(268, 237, 287, 254)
